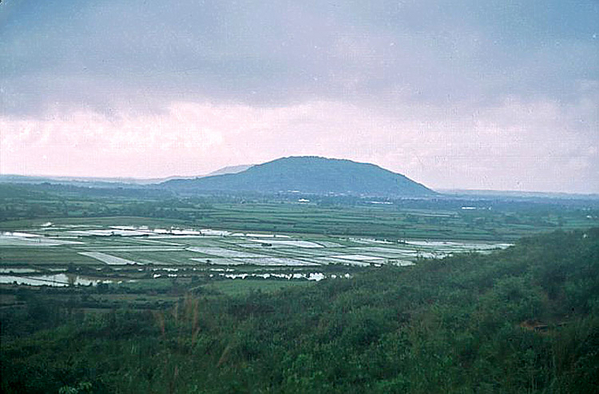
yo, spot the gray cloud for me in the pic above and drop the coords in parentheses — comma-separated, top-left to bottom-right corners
(1, 0, 597, 116)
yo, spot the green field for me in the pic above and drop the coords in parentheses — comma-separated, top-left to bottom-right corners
(1, 187, 598, 295)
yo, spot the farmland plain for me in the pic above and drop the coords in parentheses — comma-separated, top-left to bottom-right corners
(1, 181, 598, 299)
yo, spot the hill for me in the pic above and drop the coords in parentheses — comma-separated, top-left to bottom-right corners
(162, 156, 435, 197)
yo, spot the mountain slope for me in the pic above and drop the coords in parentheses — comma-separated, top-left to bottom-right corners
(162, 156, 435, 197)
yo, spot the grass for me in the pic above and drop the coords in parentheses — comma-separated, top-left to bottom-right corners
(202, 278, 315, 296)
(0, 216, 189, 231)
(0, 247, 98, 266)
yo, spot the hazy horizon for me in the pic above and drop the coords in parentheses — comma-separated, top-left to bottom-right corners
(2, 156, 598, 196)
(1, 1, 597, 193)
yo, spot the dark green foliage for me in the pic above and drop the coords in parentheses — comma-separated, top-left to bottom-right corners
(2, 229, 599, 392)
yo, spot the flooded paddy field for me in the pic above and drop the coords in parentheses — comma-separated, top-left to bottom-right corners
(0, 220, 512, 293)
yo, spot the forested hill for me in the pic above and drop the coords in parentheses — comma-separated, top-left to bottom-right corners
(161, 156, 435, 197)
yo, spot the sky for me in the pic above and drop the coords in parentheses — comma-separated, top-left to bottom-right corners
(0, 0, 597, 193)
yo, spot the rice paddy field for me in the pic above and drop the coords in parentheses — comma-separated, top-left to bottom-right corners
(0, 218, 515, 291)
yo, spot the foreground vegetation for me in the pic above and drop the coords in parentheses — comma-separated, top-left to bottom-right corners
(2, 228, 598, 393)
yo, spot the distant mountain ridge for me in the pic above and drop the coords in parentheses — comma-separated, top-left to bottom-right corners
(0, 174, 159, 188)
(207, 164, 254, 176)
(0, 165, 253, 187)
(161, 156, 435, 197)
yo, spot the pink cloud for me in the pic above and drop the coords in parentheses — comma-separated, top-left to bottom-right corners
(1, 97, 597, 193)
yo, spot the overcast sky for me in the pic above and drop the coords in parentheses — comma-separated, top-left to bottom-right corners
(1, 0, 597, 192)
